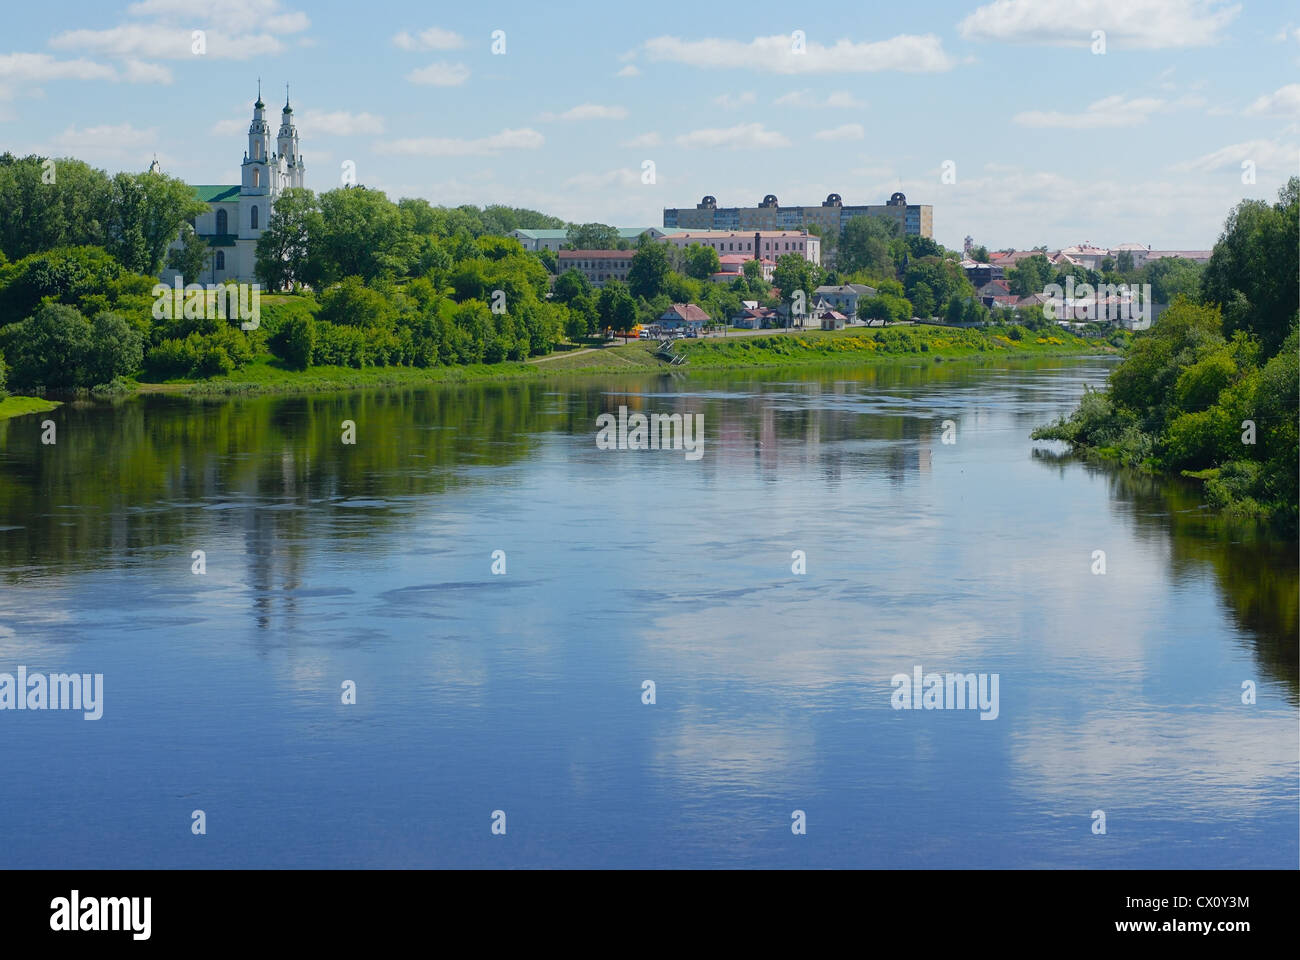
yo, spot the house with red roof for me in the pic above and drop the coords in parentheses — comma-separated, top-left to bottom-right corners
(658, 303, 711, 335)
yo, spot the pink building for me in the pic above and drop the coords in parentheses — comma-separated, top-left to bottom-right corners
(660, 230, 820, 265)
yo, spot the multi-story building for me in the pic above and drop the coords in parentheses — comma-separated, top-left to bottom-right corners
(556, 249, 635, 287)
(513, 227, 686, 252)
(812, 283, 877, 320)
(663, 192, 934, 246)
(659, 229, 820, 264)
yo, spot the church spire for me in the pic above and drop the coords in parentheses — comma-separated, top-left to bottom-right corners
(255, 77, 264, 108)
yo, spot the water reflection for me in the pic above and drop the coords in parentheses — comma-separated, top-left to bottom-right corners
(1033, 447, 1298, 698)
(0, 357, 1293, 868)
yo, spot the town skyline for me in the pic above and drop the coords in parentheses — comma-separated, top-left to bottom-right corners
(1, 0, 1297, 252)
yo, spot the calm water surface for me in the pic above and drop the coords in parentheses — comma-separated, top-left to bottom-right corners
(0, 358, 1295, 867)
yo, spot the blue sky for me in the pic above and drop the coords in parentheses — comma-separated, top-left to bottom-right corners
(1, 0, 1296, 251)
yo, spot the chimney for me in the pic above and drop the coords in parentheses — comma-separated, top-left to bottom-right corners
(754, 230, 761, 262)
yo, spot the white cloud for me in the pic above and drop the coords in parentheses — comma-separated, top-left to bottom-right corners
(1244, 83, 1300, 116)
(52, 24, 283, 59)
(405, 62, 470, 86)
(617, 64, 640, 77)
(124, 0, 308, 32)
(1172, 138, 1298, 173)
(1013, 94, 1165, 127)
(123, 59, 173, 84)
(775, 89, 866, 108)
(44, 122, 159, 165)
(300, 110, 385, 136)
(813, 122, 865, 141)
(644, 33, 954, 73)
(959, 0, 1240, 49)
(675, 122, 791, 149)
(540, 103, 628, 121)
(621, 132, 661, 148)
(212, 112, 246, 136)
(379, 128, 545, 157)
(713, 91, 756, 109)
(826, 90, 866, 108)
(0, 53, 116, 82)
(392, 27, 465, 51)
(563, 168, 648, 190)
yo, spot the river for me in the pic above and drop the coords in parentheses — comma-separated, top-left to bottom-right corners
(0, 357, 1294, 867)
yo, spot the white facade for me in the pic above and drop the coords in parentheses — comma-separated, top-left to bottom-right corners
(161, 86, 306, 286)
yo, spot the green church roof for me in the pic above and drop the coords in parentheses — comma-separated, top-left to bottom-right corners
(192, 185, 240, 203)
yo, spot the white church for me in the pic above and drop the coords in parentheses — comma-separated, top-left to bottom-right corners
(160, 84, 306, 286)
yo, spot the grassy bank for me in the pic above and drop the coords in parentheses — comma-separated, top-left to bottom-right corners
(676, 324, 1118, 368)
(135, 324, 1119, 396)
(0, 396, 62, 421)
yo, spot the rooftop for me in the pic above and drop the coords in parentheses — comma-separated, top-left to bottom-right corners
(558, 249, 635, 258)
(192, 185, 240, 203)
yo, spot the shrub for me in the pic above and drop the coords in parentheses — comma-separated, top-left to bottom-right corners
(86, 311, 144, 385)
(0, 302, 92, 389)
(0, 246, 122, 325)
(271, 312, 315, 370)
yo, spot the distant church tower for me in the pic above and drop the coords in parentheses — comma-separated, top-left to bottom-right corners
(275, 84, 306, 190)
(232, 80, 306, 283)
(160, 81, 307, 286)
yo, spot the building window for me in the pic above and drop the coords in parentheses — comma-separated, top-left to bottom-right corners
(253, 167, 260, 188)
(216, 250, 225, 270)
(251, 205, 259, 230)
(215, 209, 228, 234)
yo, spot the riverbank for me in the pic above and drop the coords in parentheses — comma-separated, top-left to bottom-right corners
(135, 324, 1121, 397)
(0, 396, 61, 421)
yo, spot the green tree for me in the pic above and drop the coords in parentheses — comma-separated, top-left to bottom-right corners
(166, 224, 211, 283)
(552, 267, 592, 304)
(1142, 257, 1203, 304)
(255, 187, 319, 291)
(627, 236, 671, 300)
(838, 215, 898, 276)
(0, 302, 92, 389)
(565, 223, 621, 249)
(772, 253, 823, 319)
(0, 245, 124, 324)
(683, 243, 721, 280)
(269, 311, 315, 370)
(317, 275, 397, 330)
(910, 281, 935, 319)
(1007, 254, 1053, 296)
(1200, 177, 1299, 356)
(104, 170, 206, 274)
(535, 248, 558, 273)
(311, 187, 412, 285)
(0, 154, 114, 261)
(86, 311, 144, 384)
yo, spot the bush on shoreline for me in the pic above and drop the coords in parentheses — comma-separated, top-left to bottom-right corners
(1035, 178, 1299, 535)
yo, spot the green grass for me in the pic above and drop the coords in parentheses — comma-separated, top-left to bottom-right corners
(675, 324, 1118, 368)
(0, 395, 62, 421)
(133, 324, 1119, 397)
